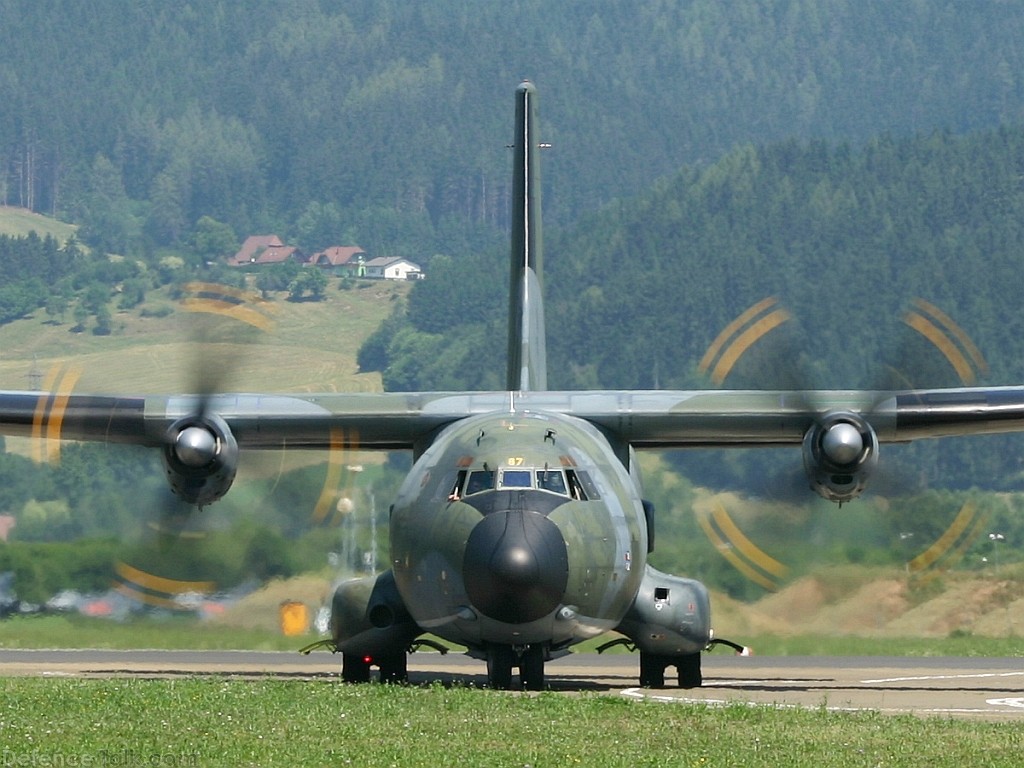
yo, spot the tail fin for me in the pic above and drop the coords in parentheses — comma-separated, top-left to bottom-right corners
(506, 80, 548, 392)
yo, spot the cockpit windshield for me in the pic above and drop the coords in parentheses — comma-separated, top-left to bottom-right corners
(499, 469, 532, 488)
(453, 466, 595, 501)
(465, 470, 495, 495)
(537, 469, 567, 495)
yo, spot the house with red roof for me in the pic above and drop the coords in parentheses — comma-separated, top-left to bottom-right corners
(228, 235, 304, 266)
(308, 246, 365, 267)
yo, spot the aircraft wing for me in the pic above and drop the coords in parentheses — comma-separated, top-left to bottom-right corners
(520, 387, 1024, 446)
(4, 386, 1024, 451)
(0, 390, 481, 450)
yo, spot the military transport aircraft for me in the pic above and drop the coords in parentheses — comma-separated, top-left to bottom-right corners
(3, 81, 1024, 690)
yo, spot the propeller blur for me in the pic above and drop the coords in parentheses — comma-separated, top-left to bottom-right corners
(4, 82, 1024, 690)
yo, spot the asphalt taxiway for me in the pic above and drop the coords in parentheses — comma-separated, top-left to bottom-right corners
(2, 649, 1022, 720)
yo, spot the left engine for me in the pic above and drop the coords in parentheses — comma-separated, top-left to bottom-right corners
(161, 413, 239, 507)
(802, 411, 879, 504)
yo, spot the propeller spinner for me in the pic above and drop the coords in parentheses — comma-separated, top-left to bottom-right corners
(173, 424, 221, 468)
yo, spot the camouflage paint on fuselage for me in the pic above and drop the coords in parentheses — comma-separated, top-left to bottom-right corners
(389, 409, 645, 651)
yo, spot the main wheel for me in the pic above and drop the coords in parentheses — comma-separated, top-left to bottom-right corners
(677, 653, 702, 689)
(520, 645, 545, 691)
(486, 644, 514, 689)
(639, 652, 666, 688)
(378, 653, 408, 684)
(341, 653, 371, 683)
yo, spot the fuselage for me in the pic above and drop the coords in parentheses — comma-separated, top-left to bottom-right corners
(389, 409, 647, 651)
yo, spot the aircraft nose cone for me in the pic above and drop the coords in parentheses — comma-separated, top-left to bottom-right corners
(463, 510, 568, 624)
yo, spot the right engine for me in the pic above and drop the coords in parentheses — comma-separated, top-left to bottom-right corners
(161, 413, 239, 508)
(801, 411, 879, 504)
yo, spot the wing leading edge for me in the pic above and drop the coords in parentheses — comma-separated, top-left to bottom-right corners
(5, 386, 1024, 453)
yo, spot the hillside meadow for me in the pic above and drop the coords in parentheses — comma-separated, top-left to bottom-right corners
(0, 206, 404, 396)
(0, 275, 406, 397)
(0, 206, 77, 243)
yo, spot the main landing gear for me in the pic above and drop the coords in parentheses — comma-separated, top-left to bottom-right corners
(341, 652, 408, 684)
(596, 635, 751, 690)
(334, 639, 449, 685)
(639, 651, 702, 689)
(486, 643, 546, 691)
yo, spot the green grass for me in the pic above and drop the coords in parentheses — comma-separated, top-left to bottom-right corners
(5, 615, 1024, 660)
(0, 205, 77, 243)
(0, 279, 407, 396)
(0, 615, 315, 651)
(1, 678, 1022, 767)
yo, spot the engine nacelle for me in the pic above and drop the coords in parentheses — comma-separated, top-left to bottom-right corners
(615, 565, 711, 656)
(330, 570, 421, 656)
(802, 411, 878, 504)
(161, 413, 238, 507)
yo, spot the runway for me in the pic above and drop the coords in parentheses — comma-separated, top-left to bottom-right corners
(2, 649, 1023, 720)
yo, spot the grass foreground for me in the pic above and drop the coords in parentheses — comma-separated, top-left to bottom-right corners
(2, 678, 1024, 768)
(3, 616, 1024, 766)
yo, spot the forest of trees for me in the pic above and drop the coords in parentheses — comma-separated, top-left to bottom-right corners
(5, 1, 1024, 262)
(7, 2, 1024, 343)
(7, 2, 1024, 598)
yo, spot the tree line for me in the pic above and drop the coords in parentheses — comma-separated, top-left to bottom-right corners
(5, 1, 1024, 265)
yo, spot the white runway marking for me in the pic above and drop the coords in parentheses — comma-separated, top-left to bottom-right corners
(987, 698, 1024, 709)
(862, 671, 1024, 684)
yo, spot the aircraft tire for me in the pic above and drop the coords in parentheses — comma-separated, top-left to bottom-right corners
(341, 653, 371, 683)
(378, 653, 408, 684)
(639, 652, 666, 688)
(486, 644, 515, 689)
(677, 653, 702, 689)
(520, 645, 545, 691)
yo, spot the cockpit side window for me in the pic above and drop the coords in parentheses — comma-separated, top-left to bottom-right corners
(499, 469, 532, 488)
(465, 470, 495, 495)
(448, 470, 468, 501)
(565, 469, 599, 501)
(536, 469, 567, 495)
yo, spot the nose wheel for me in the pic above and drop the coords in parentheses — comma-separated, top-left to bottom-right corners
(486, 644, 514, 689)
(486, 644, 546, 690)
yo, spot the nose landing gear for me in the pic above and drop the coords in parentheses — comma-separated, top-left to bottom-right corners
(485, 643, 546, 690)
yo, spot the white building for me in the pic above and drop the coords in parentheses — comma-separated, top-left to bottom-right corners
(363, 257, 423, 280)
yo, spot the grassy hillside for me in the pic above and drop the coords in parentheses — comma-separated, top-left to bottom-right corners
(0, 206, 77, 244)
(0, 279, 407, 395)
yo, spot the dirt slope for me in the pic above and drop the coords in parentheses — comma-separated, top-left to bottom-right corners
(217, 567, 1024, 640)
(719, 569, 1024, 638)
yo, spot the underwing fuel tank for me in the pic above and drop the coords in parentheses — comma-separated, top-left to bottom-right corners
(330, 570, 420, 656)
(615, 565, 711, 656)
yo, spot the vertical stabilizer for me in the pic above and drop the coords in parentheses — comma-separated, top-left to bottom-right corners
(506, 81, 548, 392)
